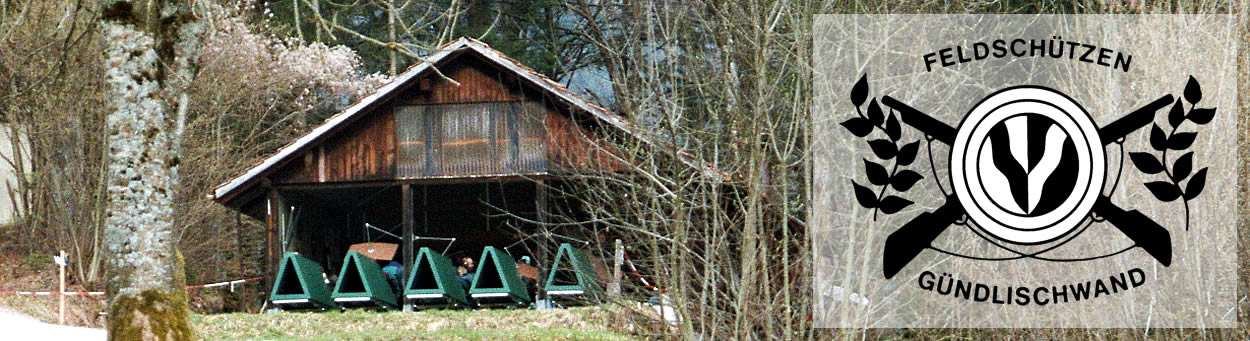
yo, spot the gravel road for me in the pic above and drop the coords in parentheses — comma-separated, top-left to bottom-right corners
(0, 308, 105, 340)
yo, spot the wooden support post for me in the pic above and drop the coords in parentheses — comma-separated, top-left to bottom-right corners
(264, 187, 280, 308)
(317, 146, 326, 183)
(57, 250, 65, 325)
(401, 184, 414, 311)
(535, 180, 548, 308)
(610, 239, 623, 298)
(235, 212, 245, 312)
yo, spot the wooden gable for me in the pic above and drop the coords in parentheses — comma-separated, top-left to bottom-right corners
(264, 52, 622, 186)
(400, 58, 525, 105)
(211, 38, 678, 210)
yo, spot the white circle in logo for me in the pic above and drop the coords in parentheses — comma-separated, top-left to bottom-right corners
(950, 86, 1104, 245)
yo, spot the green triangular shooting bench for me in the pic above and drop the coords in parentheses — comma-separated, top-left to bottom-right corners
(468, 246, 531, 306)
(331, 250, 398, 308)
(269, 252, 335, 309)
(545, 243, 603, 304)
(403, 247, 469, 308)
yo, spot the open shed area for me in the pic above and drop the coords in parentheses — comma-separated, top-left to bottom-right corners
(211, 38, 639, 309)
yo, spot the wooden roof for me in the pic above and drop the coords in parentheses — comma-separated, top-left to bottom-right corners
(212, 37, 725, 204)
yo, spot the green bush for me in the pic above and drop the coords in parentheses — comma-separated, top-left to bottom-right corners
(21, 252, 50, 270)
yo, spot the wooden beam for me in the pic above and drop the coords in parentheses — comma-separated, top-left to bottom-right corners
(272, 174, 555, 191)
(264, 187, 280, 305)
(535, 179, 548, 307)
(401, 184, 414, 311)
(318, 146, 326, 182)
(236, 212, 247, 312)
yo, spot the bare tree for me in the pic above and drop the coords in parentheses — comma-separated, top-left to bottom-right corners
(545, 1, 824, 339)
(99, 0, 205, 338)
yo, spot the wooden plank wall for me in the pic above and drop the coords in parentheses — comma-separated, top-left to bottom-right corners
(546, 111, 628, 172)
(271, 110, 396, 184)
(270, 149, 318, 184)
(402, 58, 523, 105)
(268, 53, 626, 184)
(321, 109, 396, 181)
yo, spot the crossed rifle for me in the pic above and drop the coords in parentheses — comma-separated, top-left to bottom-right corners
(878, 95, 1175, 279)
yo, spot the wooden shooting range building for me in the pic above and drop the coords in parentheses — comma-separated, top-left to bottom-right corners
(209, 38, 719, 306)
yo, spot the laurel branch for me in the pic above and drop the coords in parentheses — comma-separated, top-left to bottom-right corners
(841, 74, 923, 221)
(1127, 75, 1213, 231)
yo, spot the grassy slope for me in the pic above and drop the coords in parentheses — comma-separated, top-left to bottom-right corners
(191, 307, 638, 341)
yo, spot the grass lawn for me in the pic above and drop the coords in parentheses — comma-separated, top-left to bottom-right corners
(191, 307, 638, 341)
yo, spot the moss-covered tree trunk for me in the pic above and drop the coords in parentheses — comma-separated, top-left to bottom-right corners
(100, 0, 203, 340)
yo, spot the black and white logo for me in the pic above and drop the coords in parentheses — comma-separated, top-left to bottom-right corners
(840, 75, 1216, 280)
(952, 86, 1103, 245)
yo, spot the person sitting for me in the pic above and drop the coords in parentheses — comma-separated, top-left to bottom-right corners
(516, 256, 537, 302)
(381, 260, 403, 296)
(456, 256, 475, 291)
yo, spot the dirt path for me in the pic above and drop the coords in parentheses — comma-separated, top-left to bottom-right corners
(0, 307, 105, 340)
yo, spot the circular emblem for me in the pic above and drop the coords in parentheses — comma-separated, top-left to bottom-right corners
(950, 86, 1104, 245)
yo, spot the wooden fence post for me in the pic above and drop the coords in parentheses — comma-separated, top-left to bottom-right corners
(610, 239, 622, 298)
(57, 250, 66, 325)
